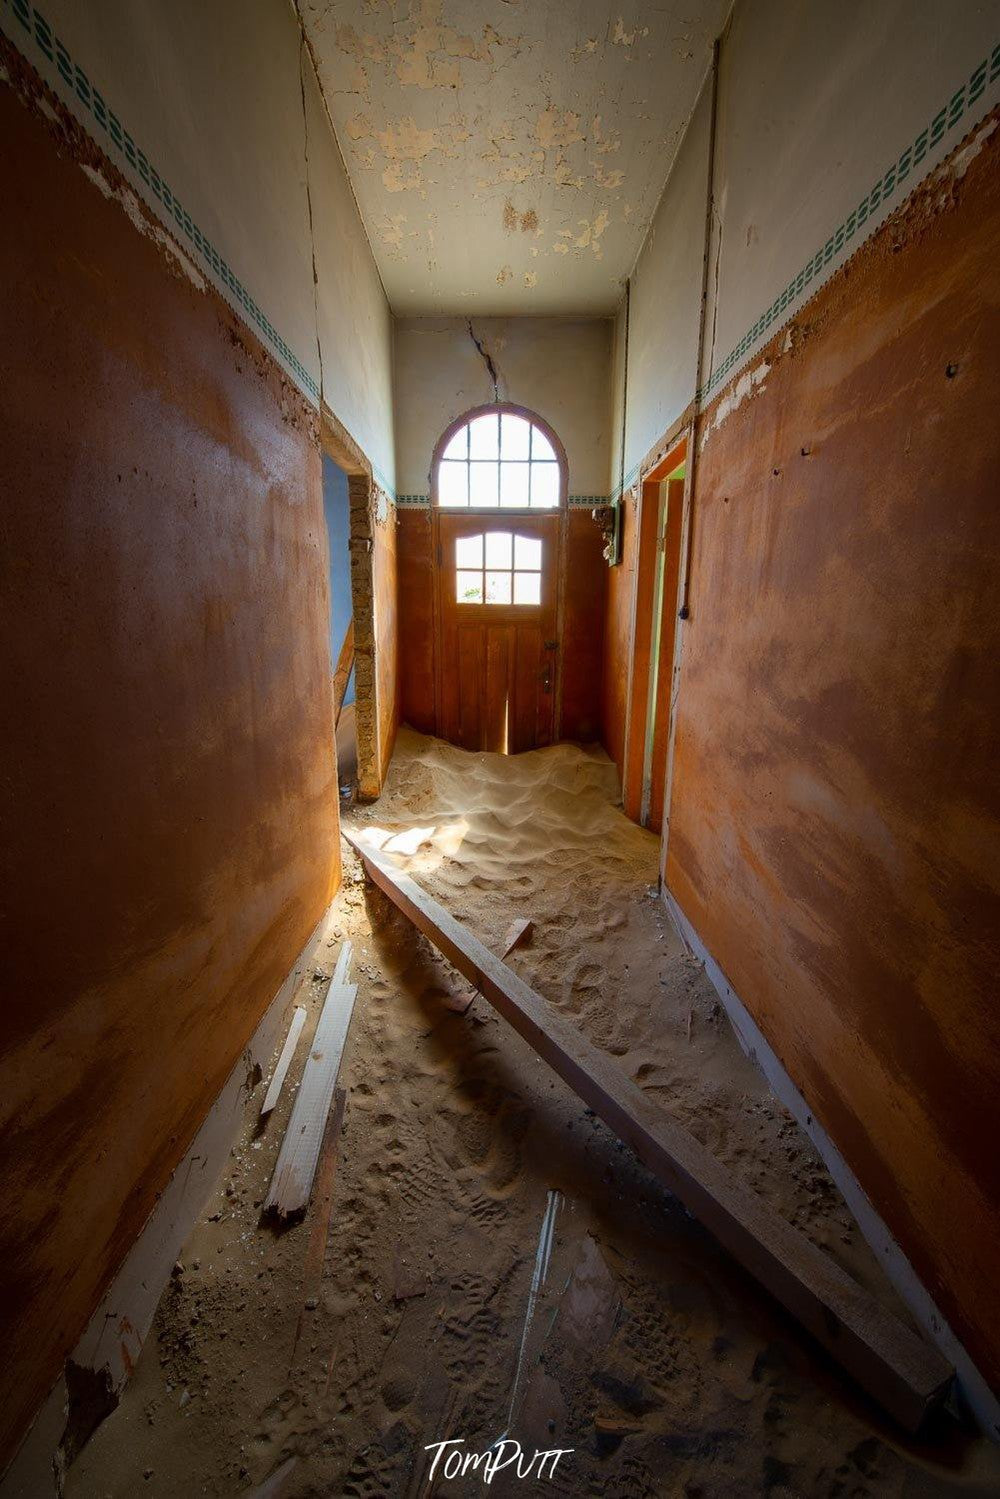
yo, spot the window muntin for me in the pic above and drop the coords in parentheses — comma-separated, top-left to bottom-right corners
(438, 411, 560, 509)
(454, 531, 542, 605)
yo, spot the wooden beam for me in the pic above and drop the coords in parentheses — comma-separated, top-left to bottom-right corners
(332, 619, 354, 727)
(263, 943, 357, 1220)
(342, 830, 952, 1431)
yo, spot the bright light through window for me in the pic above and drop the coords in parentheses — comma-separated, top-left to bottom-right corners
(438, 411, 560, 509)
(455, 532, 543, 605)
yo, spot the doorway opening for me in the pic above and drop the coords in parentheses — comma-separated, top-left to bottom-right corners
(622, 436, 688, 831)
(321, 453, 357, 796)
(430, 405, 567, 754)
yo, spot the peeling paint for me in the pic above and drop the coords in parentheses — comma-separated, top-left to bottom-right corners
(592, 161, 625, 190)
(700, 358, 771, 449)
(301, 0, 729, 310)
(536, 107, 586, 152)
(80, 164, 205, 290)
(591, 114, 622, 155)
(940, 115, 997, 183)
(611, 17, 649, 47)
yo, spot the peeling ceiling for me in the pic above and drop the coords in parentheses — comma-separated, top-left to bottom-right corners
(299, 0, 730, 314)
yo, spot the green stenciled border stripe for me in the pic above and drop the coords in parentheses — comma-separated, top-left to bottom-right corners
(0, 0, 399, 502)
(0, 0, 320, 403)
(610, 42, 1000, 501)
(698, 41, 1000, 406)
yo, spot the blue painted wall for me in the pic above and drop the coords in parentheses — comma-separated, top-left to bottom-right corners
(323, 455, 355, 707)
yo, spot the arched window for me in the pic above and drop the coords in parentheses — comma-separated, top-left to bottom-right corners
(434, 405, 566, 510)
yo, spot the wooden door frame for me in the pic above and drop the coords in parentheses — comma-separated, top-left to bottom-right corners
(621, 434, 688, 823)
(320, 405, 393, 802)
(658, 429, 696, 886)
(428, 404, 569, 749)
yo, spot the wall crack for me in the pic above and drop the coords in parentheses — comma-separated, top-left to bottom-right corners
(467, 320, 501, 402)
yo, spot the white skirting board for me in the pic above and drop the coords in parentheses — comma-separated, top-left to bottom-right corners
(662, 888, 1000, 1442)
(0, 900, 338, 1498)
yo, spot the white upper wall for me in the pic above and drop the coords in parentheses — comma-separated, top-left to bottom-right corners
(616, 0, 1000, 488)
(393, 317, 613, 498)
(8, 0, 395, 489)
(621, 75, 712, 480)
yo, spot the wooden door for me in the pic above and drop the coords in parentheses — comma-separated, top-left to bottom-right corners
(434, 512, 560, 752)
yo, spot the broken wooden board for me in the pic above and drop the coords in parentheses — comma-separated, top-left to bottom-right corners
(263, 943, 356, 1220)
(289, 1086, 348, 1373)
(501, 917, 534, 957)
(342, 828, 953, 1432)
(260, 1006, 307, 1119)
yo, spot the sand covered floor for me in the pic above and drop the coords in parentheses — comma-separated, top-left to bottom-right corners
(69, 730, 1000, 1497)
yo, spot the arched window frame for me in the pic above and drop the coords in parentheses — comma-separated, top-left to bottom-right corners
(430, 402, 569, 512)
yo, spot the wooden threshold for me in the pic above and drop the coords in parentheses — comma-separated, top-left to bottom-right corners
(342, 828, 952, 1432)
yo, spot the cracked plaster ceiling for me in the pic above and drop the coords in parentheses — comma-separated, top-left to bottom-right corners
(300, 0, 730, 314)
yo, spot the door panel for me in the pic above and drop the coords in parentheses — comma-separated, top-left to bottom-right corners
(435, 512, 560, 753)
(456, 626, 485, 749)
(485, 625, 511, 749)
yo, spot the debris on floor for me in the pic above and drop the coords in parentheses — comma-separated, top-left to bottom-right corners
(67, 732, 1000, 1498)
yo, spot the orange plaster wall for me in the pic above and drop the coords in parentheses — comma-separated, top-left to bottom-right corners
(665, 116, 1000, 1392)
(0, 60, 339, 1464)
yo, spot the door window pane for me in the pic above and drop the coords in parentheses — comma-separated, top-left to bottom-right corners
(514, 534, 542, 571)
(513, 571, 542, 605)
(484, 531, 513, 569)
(456, 570, 483, 603)
(455, 533, 483, 568)
(485, 571, 512, 604)
(500, 462, 530, 508)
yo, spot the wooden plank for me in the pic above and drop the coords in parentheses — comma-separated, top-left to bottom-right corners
(288, 1086, 348, 1373)
(332, 619, 354, 727)
(342, 830, 952, 1431)
(263, 943, 357, 1220)
(260, 1006, 307, 1119)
